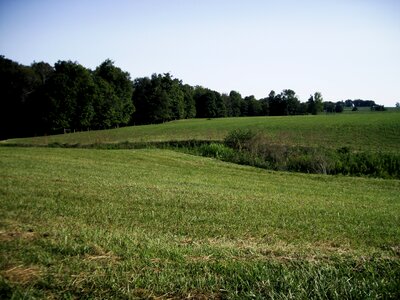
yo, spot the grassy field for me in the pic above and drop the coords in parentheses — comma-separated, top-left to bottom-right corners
(1, 147, 399, 298)
(3, 111, 400, 152)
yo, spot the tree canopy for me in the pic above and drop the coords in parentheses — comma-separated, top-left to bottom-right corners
(0, 55, 384, 140)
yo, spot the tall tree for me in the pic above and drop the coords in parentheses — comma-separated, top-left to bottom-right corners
(94, 59, 134, 126)
(245, 95, 262, 116)
(34, 60, 96, 132)
(229, 90, 242, 117)
(314, 92, 324, 114)
(268, 90, 286, 116)
(132, 73, 186, 124)
(182, 84, 196, 119)
(214, 91, 227, 117)
(282, 89, 300, 115)
(307, 92, 324, 115)
(31, 61, 54, 84)
(0, 56, 57, 138)
(259, 97, 269, 116)
(194, 87, 218, 118)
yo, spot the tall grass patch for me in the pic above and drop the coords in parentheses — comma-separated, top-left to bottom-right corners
(217, 129, 400, 178)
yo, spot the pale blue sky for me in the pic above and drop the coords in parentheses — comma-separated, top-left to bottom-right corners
(1, 0, 399, 105)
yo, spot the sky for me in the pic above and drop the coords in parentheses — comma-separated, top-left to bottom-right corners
(1, 0, 399, 106)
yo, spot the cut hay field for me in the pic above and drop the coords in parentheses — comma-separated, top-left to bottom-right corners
(3, 111, 400, 152)
(1, 147, 399, 298)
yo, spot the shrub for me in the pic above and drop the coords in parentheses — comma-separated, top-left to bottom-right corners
(224, 129, 256, 150)
(199, 143, 235, 160)
(220, 129, 400, 179)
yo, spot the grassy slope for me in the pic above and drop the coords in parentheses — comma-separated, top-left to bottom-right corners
(1, 147, 399, 298)
(4, 111, 400, 152)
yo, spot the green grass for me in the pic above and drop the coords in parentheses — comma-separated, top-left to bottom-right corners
(1, 147, 399, 298)
(3, 111, 400, 152)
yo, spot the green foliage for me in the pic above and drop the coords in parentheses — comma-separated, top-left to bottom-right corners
(198, 143, 235, 160)
(221, 128, 400, 178)
(94, 59, 135, 126)
(132, 73, 189, 124)
(307, 92, 324, 115)
(228, 90, 242, 117)
(0, 56, 44, 139)
(194, 88, 222, 118)
(223, 128, 256, 150)
(0, 57, 135, 137)
(1, 55, 389, 140)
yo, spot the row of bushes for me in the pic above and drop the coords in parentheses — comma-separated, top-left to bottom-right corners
(4, 130, 397, 179)
(197, 129, 400, 179)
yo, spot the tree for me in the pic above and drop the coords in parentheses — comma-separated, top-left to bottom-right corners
(91, 77, 120, 129)
(94, 59, 134, 126)
(353, 99, 376, 107)
(335, 102, 344, 113)
(214, 91, 226, 117)
(0, 56, 41, 138)
(314, 92, 324, 114)
(221, 93, 232, 117)
(344, 99, 353, 107)
(229, 91, 242, 117)
(282, 89, 300, 115)
(259, 97, 269, 116)
(35, 60, 97, 132)
(268, 90, 284, 116)
(31, 61, 54, 84)
(182, 84, 196, 118)
(307, 92, 323, 115)
(132, 76, 153, 124)
(245, 95, 262, 116)
(132, 73, 187, 124)
(324, 101, 335, 113)
(194, 88, 218, 118)
(160, 73, 185, 120)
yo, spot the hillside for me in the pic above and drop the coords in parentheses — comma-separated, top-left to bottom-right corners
(3, 111, 400, 152)
(1, 147, 399, 298)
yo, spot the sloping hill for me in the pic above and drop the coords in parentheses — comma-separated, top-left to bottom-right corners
(3, 112, 400, 152)
(1, 147, 399, 298)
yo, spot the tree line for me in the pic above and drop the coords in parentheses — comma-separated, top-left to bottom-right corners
(0, 55, 378, 140)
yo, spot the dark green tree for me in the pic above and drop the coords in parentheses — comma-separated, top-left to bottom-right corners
(245, 95, 262, 116)
(229, 91, 242, 117)
(214, 91, 226, 117)
(194, 87, 218, 118)
(31, 61, 54, 84)
(221, 93, 232, 117)
(182, 84, 196, 118)
(35, 60, 96, 132)
(94, 59, 134, 126)
(132, 73, 186, 124)
(268, 90, 286, 116)
(0, 56, 41, 138)
(282, 89, 300, 115)
(259, 97, 269, 115)
(335, 102, 344, 113)
(307, 92, 323, 115)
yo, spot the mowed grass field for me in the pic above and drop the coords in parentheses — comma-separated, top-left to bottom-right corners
(1, 147, 400, 298)
(4, 111, 400, 152)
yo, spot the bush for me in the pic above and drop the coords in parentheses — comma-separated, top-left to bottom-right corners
(220, 129, 400, 179)
(199, 143, 235, 160)
(224, 129, 256, 150)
